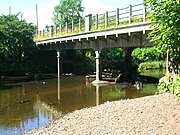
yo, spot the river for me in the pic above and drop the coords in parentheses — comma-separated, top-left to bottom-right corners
(0, 70, 165, 135)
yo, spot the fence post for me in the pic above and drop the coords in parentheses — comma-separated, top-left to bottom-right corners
(105, 11, 108, 28)
(49, 25, 54, 37)
(143, 4, 147, 22)
(42, 29, 44, 37)
(72, 20, 74, 33)
(46, 26, 49, 37)
(79, 18, 81, 32)
(129, 4, 132, 24)
(116, 8, 119, 27)
(60, 24, 62, 34)
(66, 21, 68, 33)
(85, 14, 92, 32)
(55, 26, 58, 35)
(96, 14, 98, 30)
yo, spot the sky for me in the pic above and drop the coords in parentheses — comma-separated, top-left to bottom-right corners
(0, 0, 143, 30)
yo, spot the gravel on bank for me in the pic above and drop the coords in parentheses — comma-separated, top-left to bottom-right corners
(24, 93, 180, 135)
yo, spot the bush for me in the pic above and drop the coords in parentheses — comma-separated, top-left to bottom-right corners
(158, 75, 180, 100)
(132, 47, 166, 64)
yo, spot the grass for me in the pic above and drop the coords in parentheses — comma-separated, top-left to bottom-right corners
(138, 61, 166, 70)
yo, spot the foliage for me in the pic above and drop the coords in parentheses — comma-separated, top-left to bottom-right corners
(158, 76, 180, 100)
(132, 47, 166, 64)
(145, 0, 180, 62)
(145, 0, 180, 97)
(53, 0, 84, 27)
(101, 48, 124, 62)
(139, 61, 166, 70)
(0, 14, 37, 72)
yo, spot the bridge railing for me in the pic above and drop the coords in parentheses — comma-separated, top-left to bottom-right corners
(35, 3, 149, 41)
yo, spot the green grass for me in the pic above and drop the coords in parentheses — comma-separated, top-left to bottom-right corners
(139, 61, 166, 70)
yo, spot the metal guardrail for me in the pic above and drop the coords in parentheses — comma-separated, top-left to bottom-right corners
(35, 3, 148, 41)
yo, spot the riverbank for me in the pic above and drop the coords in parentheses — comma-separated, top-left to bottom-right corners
(24, 93, 180, 135)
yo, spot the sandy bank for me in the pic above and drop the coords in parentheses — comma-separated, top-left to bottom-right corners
(24, 93, 180, 135)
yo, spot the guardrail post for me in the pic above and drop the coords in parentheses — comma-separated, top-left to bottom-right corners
(55, 26, 58, 35)
(116, 8, 119, 27)
(66, 21, 68, 33)
(72, 20, 74, 33)
(143, 4, 147, 22)
(85, 14, 92, 32)
(40, 30, 42, 37)
(60, 24, 62, 34)
(42, 29, 45, 37)
(50, 25, 54, 37)
(129, 4, 132, 24)
(46, 26, 49, 37)
(79, 18, 81, 32)
(105, 11, 108, 28)
(96, 14, 98, 30)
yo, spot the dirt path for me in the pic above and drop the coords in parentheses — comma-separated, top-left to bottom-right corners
(24, 93, 180, 135)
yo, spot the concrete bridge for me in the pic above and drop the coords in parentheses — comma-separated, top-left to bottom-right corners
(35, 3, 152, 84)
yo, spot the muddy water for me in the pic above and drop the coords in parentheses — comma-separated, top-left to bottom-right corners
(0, 70, 164, 135)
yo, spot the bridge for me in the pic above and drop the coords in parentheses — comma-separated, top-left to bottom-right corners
(35, 3, 152, 84)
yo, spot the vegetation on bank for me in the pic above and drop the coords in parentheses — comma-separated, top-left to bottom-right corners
(0, 14, 57, 75)
(145, 0, 179, 74)
(145, 0, 180, 97)
(138, 61, 166, 70)
(158, 76, 180, 100)
(132, 47, 166, 70)
(0, 14, 37, 73)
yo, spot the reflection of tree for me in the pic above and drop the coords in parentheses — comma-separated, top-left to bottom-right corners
(0, 84, 35, 129)
(100, 85, 126, 102)
(34, 96, 62, 121)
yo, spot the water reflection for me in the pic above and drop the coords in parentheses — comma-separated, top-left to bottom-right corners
(0, 75, 160, 135)
(34, 96, 62, 121)
(57, 77, 61, 101)
(96, 85, 100, 105)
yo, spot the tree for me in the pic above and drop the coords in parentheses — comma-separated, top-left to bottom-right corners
(53, 0, 84, 26)
(0, 14, 37, 72)
(145, 0, 180, 74)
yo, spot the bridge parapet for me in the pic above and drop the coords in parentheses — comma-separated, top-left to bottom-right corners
(35, 3, 150, 42)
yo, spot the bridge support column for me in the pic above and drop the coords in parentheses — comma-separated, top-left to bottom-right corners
(92, 50, 102, 84)
(124, 47, 134, 70)
(123, 47, 136, 82)
(57, 51, 61, 79)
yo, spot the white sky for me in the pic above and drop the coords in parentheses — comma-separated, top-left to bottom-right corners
(0, 0, 143, 30)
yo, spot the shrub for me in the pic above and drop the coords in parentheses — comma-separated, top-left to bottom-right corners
(158, 75, 180, 100)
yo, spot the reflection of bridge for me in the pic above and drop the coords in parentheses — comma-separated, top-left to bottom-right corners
(35, 3, 152, 84)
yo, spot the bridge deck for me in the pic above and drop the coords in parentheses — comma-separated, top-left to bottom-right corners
(37, 22, 152, 51)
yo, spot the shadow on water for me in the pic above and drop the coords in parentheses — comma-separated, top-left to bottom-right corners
(0, 70, 164, 135)
(0, 84, 22, 90)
